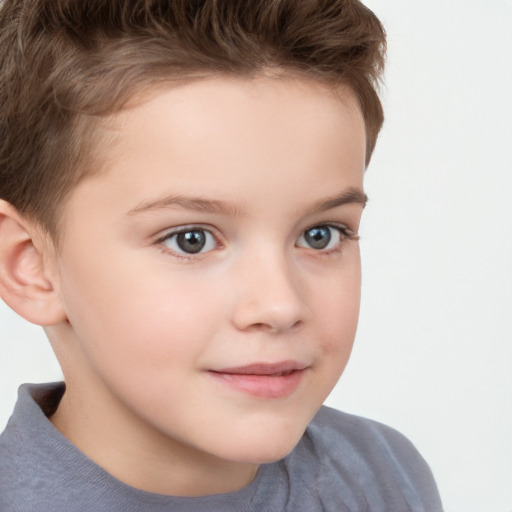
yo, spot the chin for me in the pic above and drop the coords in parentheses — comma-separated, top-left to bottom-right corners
(228, 442, 300, 465)
(218, 420, 309, 465)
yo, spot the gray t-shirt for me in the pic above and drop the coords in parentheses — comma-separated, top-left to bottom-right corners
(0, 383, 443, 511)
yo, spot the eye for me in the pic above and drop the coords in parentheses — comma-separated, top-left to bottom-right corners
(160, 227, 217, 255)
(296, 224, 351, 251)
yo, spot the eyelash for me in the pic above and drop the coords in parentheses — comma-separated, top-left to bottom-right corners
(297, 223, 359, 259)
(154, 225, 221, 261)
(154, 223, 358, 260)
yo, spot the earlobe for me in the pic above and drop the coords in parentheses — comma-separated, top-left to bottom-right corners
(0, 200, 66, 325)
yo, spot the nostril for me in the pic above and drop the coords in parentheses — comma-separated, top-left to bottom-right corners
(291, 319, 303, 331)
(246, 319, 304, 334)
(249, 322, 278, 333)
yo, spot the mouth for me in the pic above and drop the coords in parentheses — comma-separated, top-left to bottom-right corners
(208, 361, 309, 399)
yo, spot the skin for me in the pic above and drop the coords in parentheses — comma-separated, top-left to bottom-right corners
(4, 76, 368, 496)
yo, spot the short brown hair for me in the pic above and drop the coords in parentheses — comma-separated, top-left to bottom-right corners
(0, 0, 386, 238)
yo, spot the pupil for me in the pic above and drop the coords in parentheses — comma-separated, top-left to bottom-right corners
(177, 231, 206, 254)
(305, 226, 331, 249)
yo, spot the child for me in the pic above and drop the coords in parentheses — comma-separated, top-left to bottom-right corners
(0, 0, 443, 510)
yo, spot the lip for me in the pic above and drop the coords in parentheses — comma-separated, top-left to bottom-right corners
(208, 361, 309, 399)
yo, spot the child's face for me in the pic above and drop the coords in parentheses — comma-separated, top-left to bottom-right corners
(49, 76, 366, 487)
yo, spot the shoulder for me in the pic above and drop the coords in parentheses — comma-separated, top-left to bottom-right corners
(284, 405, 444, 511)
(306, 405, 436, 481)
(308, 405, 425, 460)
(0, 383, 72, 511)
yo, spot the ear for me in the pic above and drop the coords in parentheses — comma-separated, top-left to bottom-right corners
(0, 200, 66, 325)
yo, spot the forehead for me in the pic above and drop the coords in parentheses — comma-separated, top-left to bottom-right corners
(102, 77, 363, 174)
(60, 76, 366, 232)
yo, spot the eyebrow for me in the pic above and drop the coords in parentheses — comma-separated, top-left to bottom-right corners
(126, 187, 367, 217)
(127, 195, 245, 217)
(307, 187, 368, 214)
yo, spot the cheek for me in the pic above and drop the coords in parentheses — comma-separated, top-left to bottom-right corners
(315, 259, 361, 348)
(308, 260, 361, 399)
(316, 296, 359, 396)
(59, 254, 227, 374)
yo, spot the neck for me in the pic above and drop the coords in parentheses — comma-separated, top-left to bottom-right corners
(50, 379, 259, 497)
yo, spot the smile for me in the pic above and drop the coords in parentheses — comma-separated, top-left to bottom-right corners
(208, 361, 309, 399)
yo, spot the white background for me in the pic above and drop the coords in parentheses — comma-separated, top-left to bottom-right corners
(1, 1, 511, 511)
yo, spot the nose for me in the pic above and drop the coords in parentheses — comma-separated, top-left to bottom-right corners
(230, 250, 309, 334)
